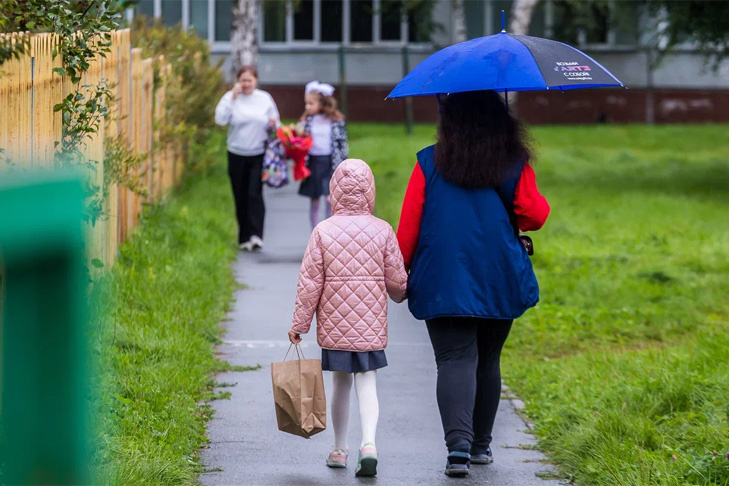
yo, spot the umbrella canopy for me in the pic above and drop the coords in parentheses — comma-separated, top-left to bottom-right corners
(387, 32, 624, 99)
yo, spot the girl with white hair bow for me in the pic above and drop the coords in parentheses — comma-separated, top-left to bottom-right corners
(298, 80, 349, 229)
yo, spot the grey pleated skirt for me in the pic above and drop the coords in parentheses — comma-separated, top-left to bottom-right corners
(321, 349, 388, 373)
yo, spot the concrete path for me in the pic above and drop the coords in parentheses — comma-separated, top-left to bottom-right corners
(200, 183, 564, 486)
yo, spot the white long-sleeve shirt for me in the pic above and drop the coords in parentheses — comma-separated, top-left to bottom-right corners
(308, 114, 333, 156)
(214, 89, 280, 156)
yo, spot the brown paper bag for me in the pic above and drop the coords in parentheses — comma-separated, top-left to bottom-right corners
(271, 345, 327, 438)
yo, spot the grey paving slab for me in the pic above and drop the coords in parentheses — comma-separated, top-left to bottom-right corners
(200, 183, 564, 486)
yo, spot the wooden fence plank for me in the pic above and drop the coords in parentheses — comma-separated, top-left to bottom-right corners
(0, 29, 184, 266)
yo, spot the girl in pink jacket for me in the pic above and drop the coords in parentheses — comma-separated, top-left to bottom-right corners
(288, 158, 408, 477)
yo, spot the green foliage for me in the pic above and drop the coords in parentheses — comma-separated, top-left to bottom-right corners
(103, 135, 148, 197)
(131, 16, 226, 171)
(0, 1, 29, 69)
(647, 0, 729, 66)
(54, 82, 112, 163)
(91, 131, 241, 485)
(359, 122, 729, 486)
(0, 0, 130, 223)
(0, 1, 130, 81)
(554, 0, 729, 66)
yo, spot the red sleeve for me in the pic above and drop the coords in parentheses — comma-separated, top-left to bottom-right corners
(514, 163, 550, 232)
(396, 162, 426, 271)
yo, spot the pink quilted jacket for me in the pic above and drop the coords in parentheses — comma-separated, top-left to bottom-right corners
(291, 159, 408, 352)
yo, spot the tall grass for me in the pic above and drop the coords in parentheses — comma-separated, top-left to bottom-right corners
(91, 131, 244, 484)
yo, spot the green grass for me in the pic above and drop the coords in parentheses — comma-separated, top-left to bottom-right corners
(351, 122, 729, 486)
(91, 131, 243, 484)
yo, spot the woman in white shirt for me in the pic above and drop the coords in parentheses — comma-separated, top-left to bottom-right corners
(215, 66, 280, 251)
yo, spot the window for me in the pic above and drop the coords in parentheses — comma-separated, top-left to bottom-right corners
(264, 1, 286, 42)
(380, 0, 402, 41)
(134, 0, 154, 19)
(294, 0, 314, 40)
(528, 1, 546, 37)
(254, 0, 432, 46)
(189, 0, 209, 38)
(585, 3, 610, 44)
(552, 0, 619, 46)
(350, 0, 374, 43)
(614, 5, 640, 46)
(161, 0, 182, 26)
(320, 0, 343, 42)
(408, 0, 432, 43)
(215, 0, 233, 41)
(465, 0, 485, 39)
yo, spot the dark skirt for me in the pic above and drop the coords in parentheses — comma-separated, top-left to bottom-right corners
(298, 154, 332, 199)
(321, 349, 388, 373)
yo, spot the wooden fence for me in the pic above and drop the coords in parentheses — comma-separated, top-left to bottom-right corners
(0, 29, 182, 268)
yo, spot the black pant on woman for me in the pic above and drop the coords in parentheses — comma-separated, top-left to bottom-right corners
(425, 317, 513, 455)
(227, 151, 265, 244)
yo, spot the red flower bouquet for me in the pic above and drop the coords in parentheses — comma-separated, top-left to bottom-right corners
(277, 125, 313, 181)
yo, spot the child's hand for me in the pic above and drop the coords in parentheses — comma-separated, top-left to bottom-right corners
(288, 330, 302, 344)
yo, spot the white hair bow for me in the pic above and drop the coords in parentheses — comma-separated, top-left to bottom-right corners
(305, 80, 335, 97)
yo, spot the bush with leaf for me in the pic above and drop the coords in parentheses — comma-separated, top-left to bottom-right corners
(131, 17, 225, 172)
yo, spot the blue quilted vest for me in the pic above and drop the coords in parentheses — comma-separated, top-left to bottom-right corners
(407, 145, 539, 321)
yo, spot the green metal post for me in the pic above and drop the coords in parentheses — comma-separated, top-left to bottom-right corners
(402, 45, 414, 135)
(338, 44, 347, 116)
(0, 172, 88, 485)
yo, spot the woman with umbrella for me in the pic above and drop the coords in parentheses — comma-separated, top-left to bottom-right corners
(391, 13, 622, 477)
(396, 90, 550, 477)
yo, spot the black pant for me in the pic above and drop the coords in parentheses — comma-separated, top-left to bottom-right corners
(425, 317, 513, 454)
(227, 151, 265, 244)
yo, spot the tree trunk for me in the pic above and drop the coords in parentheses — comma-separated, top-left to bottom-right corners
(452, 0, 467, 43)
(231, 0, 260, 77)
(509, 0, 540, 35)
(506, 0, 540, 112)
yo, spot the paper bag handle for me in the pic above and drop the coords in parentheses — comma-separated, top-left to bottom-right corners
(283, 343, 306, 361)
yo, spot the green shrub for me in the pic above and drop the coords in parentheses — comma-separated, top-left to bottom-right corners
(131, 17, 225, 172)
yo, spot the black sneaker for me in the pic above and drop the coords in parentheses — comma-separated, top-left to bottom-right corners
(444, 452, 470, 477)
(470, 447, 493, 465)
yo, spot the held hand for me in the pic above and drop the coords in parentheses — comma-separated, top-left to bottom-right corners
(288, 330, 302, 344)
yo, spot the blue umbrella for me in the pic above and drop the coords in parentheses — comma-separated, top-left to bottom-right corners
(387, 11, 624, 99)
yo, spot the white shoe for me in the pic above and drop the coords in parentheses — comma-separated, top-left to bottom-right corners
(249, 235, 264, 251)
(239, 241, 254, 251)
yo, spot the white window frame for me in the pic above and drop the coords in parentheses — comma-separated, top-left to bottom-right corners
(258, 0, 427, 49)
(129, 0, 431, 52)
(569, 0, 638, 51)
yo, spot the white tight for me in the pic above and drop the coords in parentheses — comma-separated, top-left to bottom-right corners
(310, 197, 333, 229)
(331, 370, 379, 451)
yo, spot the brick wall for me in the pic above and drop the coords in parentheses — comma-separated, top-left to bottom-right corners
(263, 85, 729, 124)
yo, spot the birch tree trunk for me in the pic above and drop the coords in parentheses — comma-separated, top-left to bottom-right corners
(509, 0, 541, 35)
(506, 0, 540, 112)
(231, 0, 260, 77)
(452, 0, 468, 43)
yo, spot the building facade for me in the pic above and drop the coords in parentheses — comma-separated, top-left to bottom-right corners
(130, 0, 729, 123)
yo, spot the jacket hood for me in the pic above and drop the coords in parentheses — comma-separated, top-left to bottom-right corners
(330, 159, 375, 215)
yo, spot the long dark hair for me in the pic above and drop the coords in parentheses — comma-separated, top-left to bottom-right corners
(434, 90, 534, 189)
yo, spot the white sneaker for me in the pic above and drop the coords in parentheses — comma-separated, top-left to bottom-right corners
(239, 241, 254, 251)
(249, 235, 264, 251)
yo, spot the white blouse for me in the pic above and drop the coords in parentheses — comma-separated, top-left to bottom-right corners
(308, 115, 333, 156)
